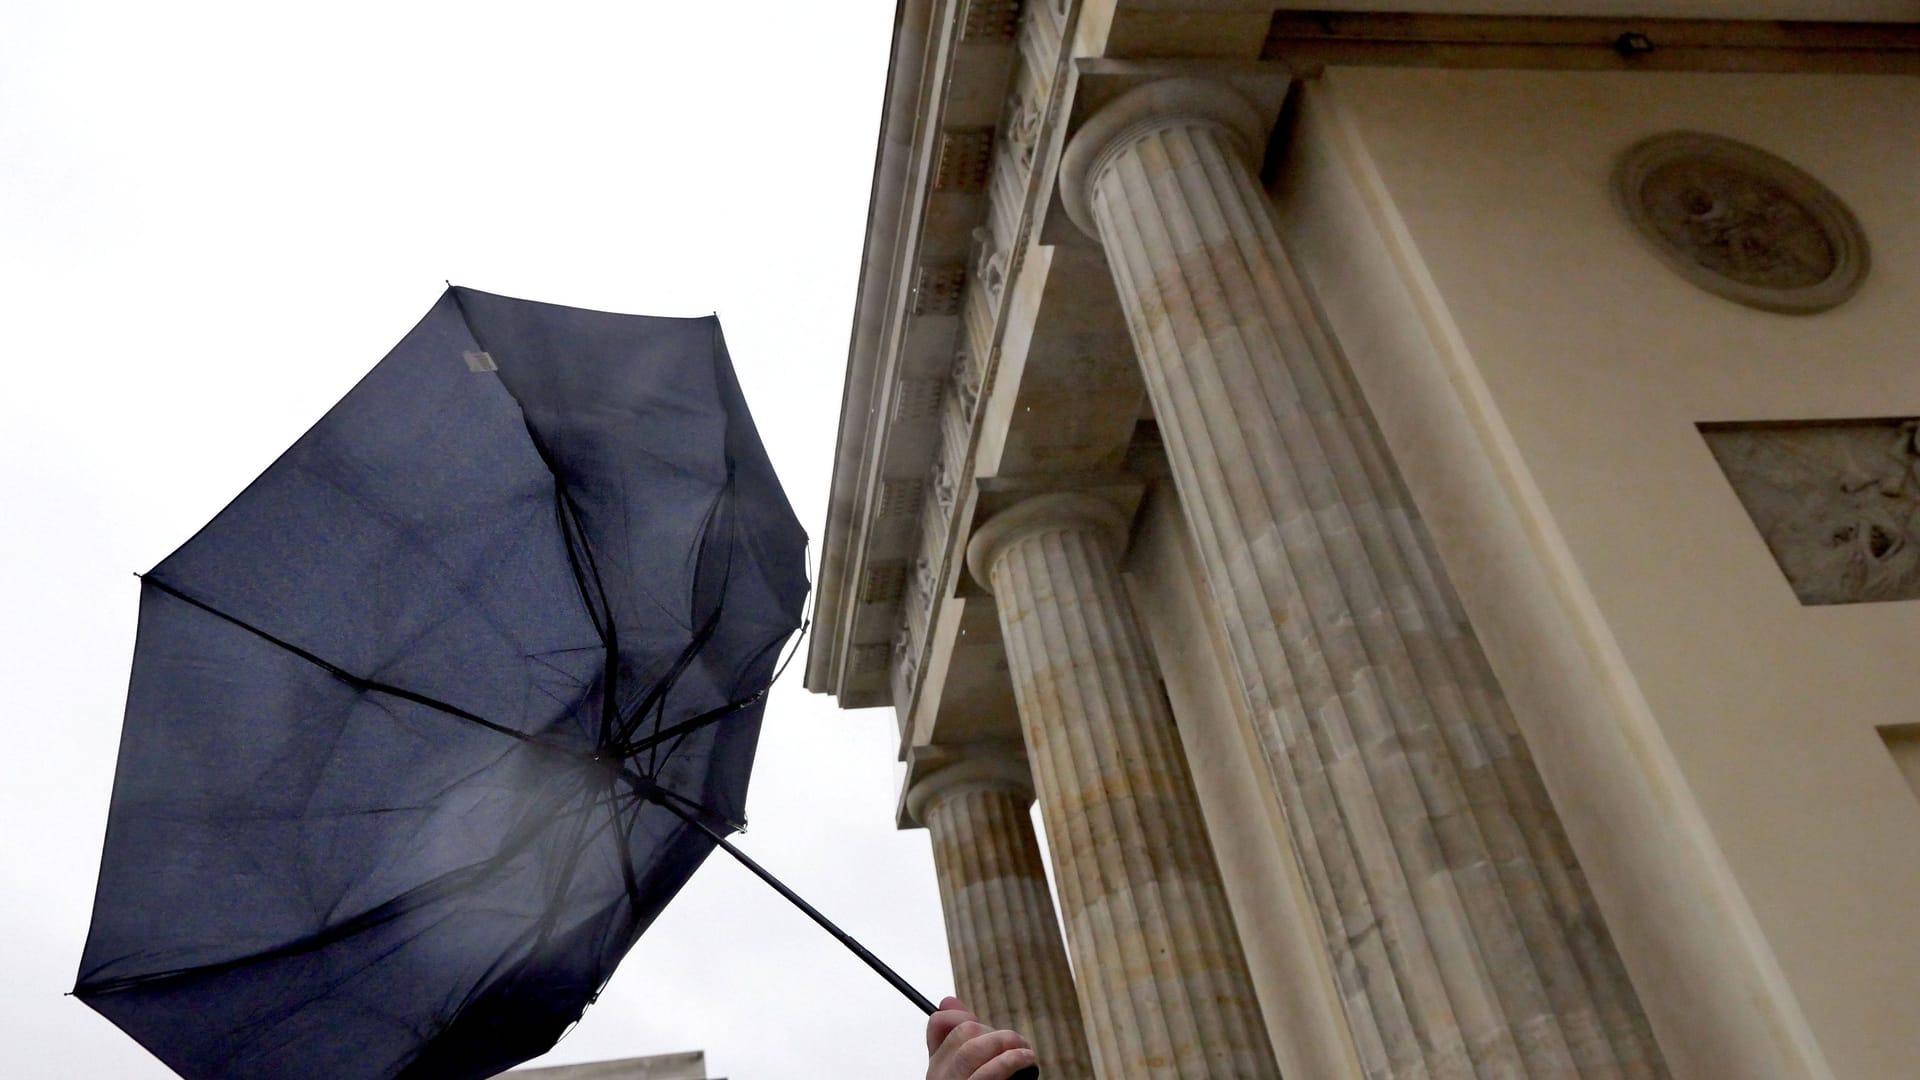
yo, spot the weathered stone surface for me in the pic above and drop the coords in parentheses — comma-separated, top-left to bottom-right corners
(969, 494, 1279, 1079)
(909, 752, 1093, 1079)
(1702, 418, 1920, 605)
(1063, 78, 1665, 1079)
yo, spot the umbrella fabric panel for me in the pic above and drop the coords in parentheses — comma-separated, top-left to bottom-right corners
(84, 766, 713, 1079)
(86, 589, 720, 1080)
(458, 289, 807, 788)
(146, 291, 602, 743)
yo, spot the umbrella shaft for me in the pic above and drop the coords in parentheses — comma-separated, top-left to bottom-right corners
(657, 799, 939, 1015)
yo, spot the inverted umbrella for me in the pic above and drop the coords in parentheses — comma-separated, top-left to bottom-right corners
(75, 287, 941, 1079)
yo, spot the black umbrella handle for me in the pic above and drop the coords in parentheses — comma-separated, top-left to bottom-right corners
(657, 800, 1038, 1079)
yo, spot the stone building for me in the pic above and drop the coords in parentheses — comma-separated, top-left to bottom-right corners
(806, 2, 1920, 1077)
(507, 1051, 717, 1079)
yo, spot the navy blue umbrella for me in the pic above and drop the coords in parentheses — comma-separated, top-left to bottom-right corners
(74, 288, 936, 1079)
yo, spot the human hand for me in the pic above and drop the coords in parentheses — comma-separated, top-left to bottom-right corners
(925, 996, 1038, 1080)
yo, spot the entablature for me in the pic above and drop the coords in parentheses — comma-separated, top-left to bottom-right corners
(810, 0, 1920, 763)
(809, 0, 1080, 720)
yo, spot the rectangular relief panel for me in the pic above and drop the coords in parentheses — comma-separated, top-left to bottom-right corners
(1701, 418, 1920, 605)
(1880, 724, 1920, 806)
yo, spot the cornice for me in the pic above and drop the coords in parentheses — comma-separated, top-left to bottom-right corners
(806, 0, 944, 698)
(811, 0, 1082, 719)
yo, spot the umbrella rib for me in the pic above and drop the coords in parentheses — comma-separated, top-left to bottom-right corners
(648, 531, 813, 773)
(140, 575, 578, 759)
(76, 798, 566, 996)
(615, 604, 724, 759)
(451, 287, 629, 760)
(82, 757, 614, 997)
(615, 769, 731, 824)
(553, 485, 623, 754)
(643, 479, 737, 773)
(621, 692, 758, 758)
(650, 600, 808, 775)
(554, 481, 613, 640)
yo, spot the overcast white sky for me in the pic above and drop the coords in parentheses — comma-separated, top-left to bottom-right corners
(0, 3, 963, 1076)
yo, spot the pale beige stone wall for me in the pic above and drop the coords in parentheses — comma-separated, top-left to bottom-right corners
(1283, 67, 1920, 1078)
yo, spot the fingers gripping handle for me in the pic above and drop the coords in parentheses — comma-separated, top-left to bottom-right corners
(921, 996, 1041, 1080)
(924, 1012, 1042, 1080)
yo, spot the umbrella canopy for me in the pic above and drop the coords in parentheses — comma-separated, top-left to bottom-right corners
(75, 287, 809, 1080)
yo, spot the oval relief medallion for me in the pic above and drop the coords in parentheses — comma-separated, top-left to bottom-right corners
(1615, 132, 1869, 313)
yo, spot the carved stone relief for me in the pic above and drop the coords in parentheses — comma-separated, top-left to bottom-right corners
(959, 0, 1021, 42)
(859, 561, 908, 606)
(935, 128, 996, 193)
(971, 226, 1007, 299)
(920, 479, 952, 582)
(929, 454, 957, 514)
(912, 263, 968, 317)
(850, 642, 892, 678)
(950, 347, 981, 420)
(893, 377, 945, 422)
(1616, 132, 1869, 314)
(1702, 418, 1920, 605)
(1005, 94, 1044, 170)
(892, 621, 919, 697)
(1004, 11, 1050, 165)
(903, 551, 939, 666)
(876, 477, 926, 521)
(940, 387, 971, 477)
(909, 555, 936, 611)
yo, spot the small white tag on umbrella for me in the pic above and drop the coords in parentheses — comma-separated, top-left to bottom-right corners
(463, 350, 497, 372)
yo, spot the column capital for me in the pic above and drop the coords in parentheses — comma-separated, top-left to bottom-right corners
(905, 747, 1035, 827)
(1060, 77, 1270, 240)
(965, 492, 1130, 593)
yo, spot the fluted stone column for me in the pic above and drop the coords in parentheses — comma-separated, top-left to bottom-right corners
(967, 494, 1279, 1080)
(1060, 79, 1665, 1079)
(908, 752, 1094, 1080)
